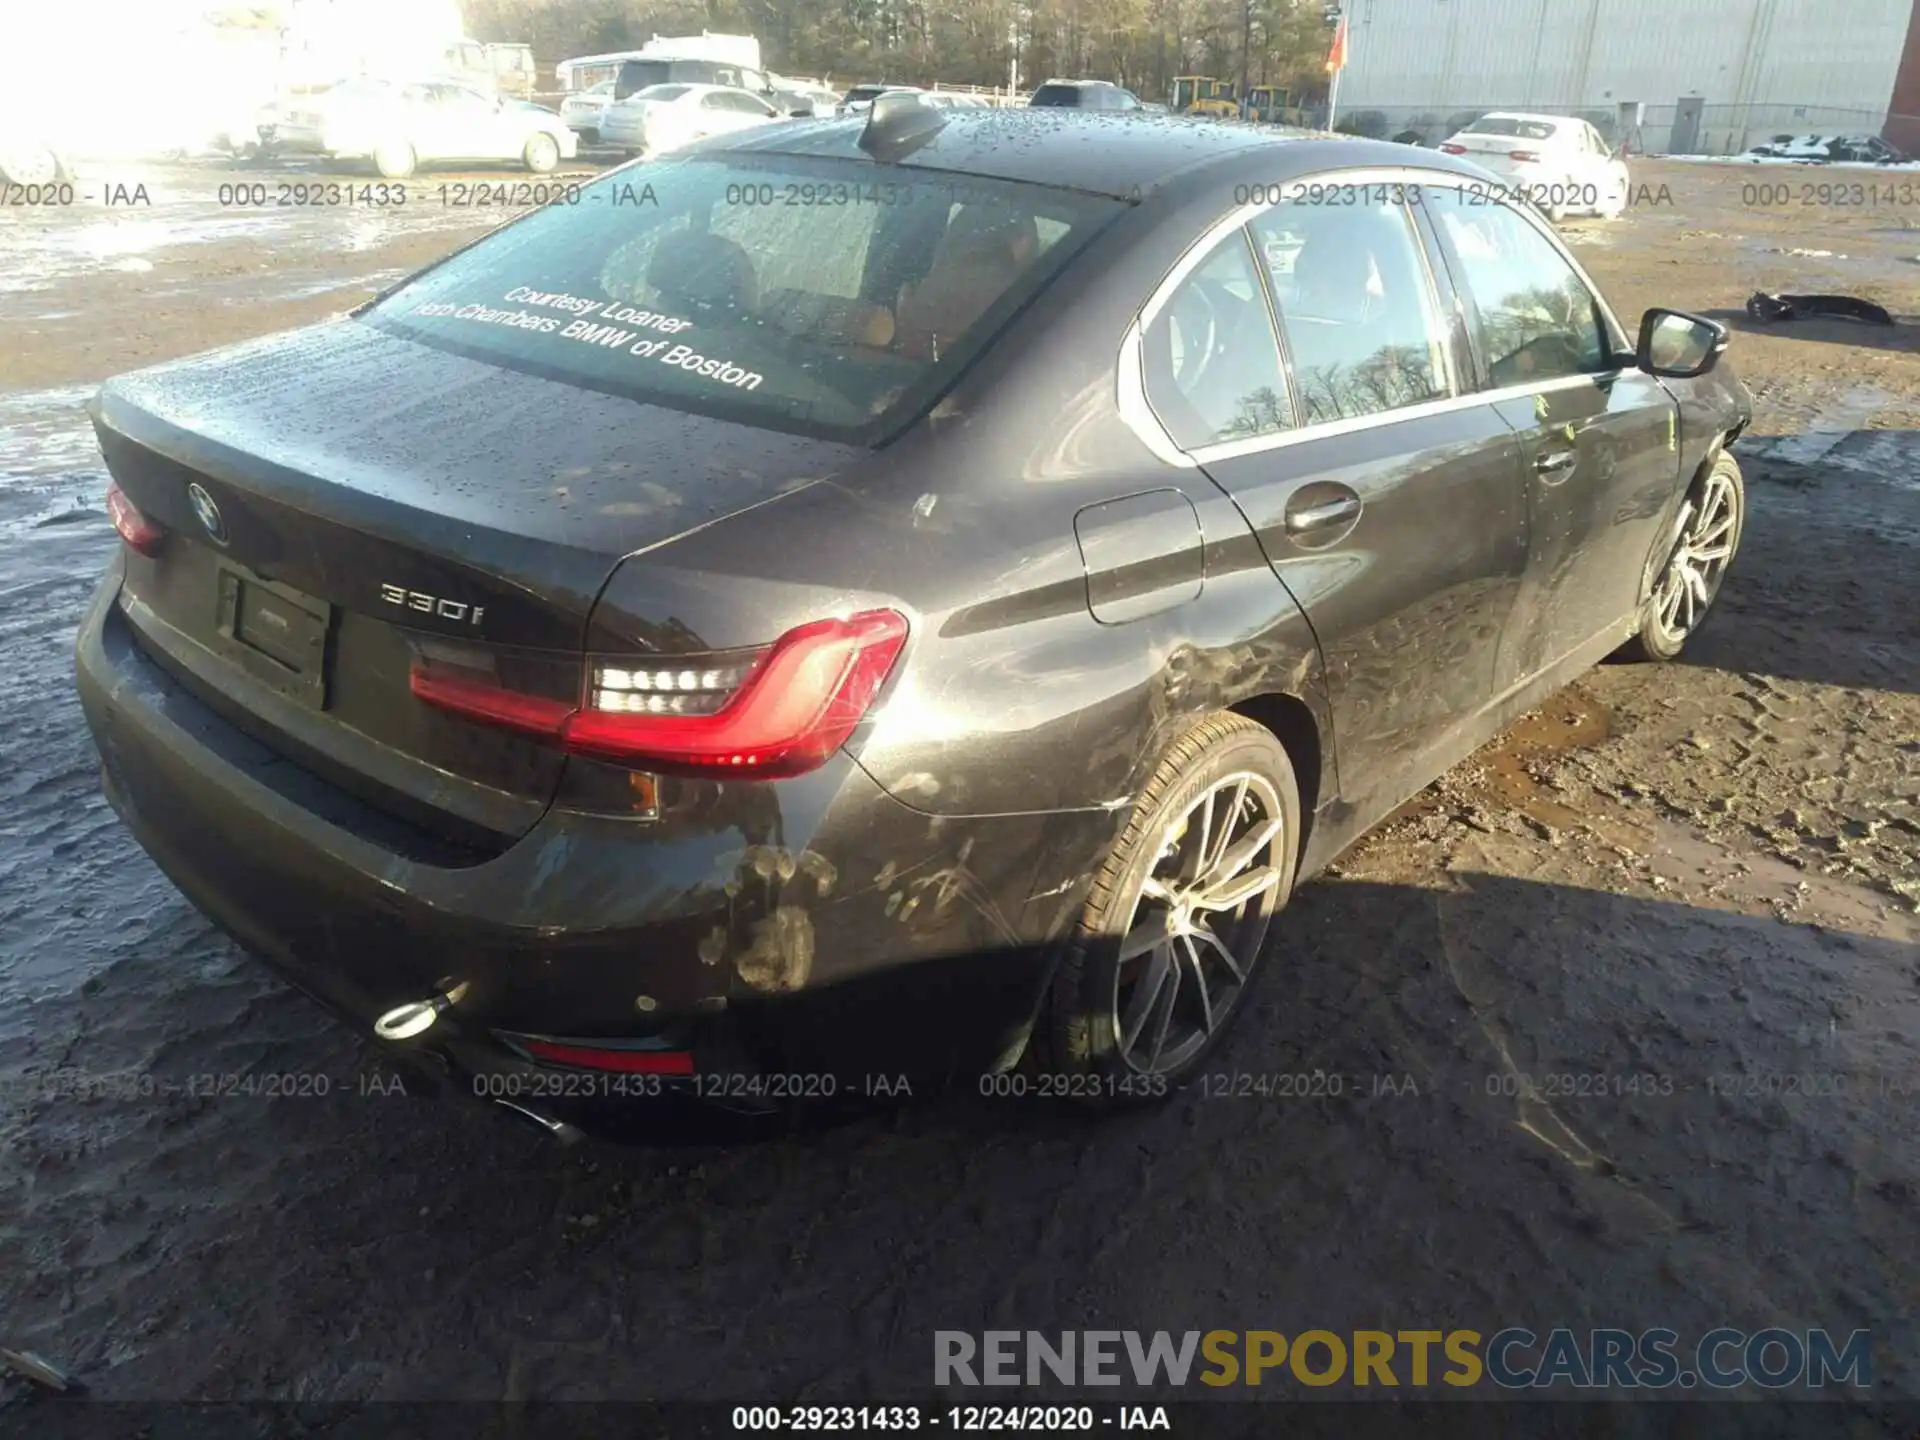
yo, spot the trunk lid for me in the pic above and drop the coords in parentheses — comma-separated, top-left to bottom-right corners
(95, 320, 863, 848)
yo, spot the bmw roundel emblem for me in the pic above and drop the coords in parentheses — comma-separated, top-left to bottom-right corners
(186, 482, 227, 545)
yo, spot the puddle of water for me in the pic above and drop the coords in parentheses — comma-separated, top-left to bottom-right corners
(1380, 686, 1621, 833)
(0, 383, 102, 481)
(1812, 429, 1920, 492)
(1477, 688, 1622, 835)
(1754, 386, 1893, 467)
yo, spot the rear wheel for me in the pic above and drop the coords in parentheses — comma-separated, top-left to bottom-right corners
(1036, 714, 1300, 1100)
(1597, 173, 1629, 219)
(0, 143, 60, 187)
(1624, 451, 1745, 661)
(372, 138, 415, 179)
(523, 132, 560, 173)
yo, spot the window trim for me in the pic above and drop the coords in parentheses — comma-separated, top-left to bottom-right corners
(1117, 164, 1634, 467)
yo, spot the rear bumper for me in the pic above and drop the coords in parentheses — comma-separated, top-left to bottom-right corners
(75, 559, 1114, 1098)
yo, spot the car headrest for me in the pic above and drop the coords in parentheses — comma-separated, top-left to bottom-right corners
(932, 207, 1039, 272)
(646, 230, 759, 318)
(1289, 232, 1386, 323)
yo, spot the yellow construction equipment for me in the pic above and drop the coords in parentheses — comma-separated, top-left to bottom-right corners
(1170, 76, 1239, 118)
(1242, 85, 1289, 122)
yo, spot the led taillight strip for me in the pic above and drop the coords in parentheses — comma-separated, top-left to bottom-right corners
(408, 608, 909, 780)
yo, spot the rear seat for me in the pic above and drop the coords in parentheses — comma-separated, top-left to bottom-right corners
(755, 288, 896, 349)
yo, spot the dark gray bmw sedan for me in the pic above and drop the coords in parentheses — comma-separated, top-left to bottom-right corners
(76, 98, 1752, 1134)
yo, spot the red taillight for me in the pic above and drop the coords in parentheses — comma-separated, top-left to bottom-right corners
(407, 608, 910, 780)
(1439, 142, 1467, 154)
(407, 663, 574, 734)
(1509, 148, 1541, 162)
(518, 1040, 695, 1075)
(106, 483, 166, 556)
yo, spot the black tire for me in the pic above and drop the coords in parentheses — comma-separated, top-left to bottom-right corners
(0, 144, 61, 187)
(372, 139, 416, 179)
(524, 132, 561, 173)
(1035, 712, 1301, 1101)
(1623, 450, 1745, 662)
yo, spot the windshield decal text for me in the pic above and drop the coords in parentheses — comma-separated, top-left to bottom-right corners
(407, 295, 761, 390)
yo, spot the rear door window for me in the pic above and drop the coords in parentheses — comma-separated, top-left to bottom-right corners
(1251, 194, 1452, 424)
(1141, 230, 1293, 449)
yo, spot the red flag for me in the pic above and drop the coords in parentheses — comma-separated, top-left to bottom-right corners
(1326, 16, 1349, 73)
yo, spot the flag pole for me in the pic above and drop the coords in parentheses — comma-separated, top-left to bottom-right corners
(1325, 14, 1348, 131)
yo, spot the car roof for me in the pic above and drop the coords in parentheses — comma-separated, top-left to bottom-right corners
(1473, 111, 1572, 126)
(713, 109, 1468, 200)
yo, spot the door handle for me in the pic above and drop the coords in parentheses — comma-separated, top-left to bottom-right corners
(1535, 449, 1579, 477)
(1284, 495, 1363, 534)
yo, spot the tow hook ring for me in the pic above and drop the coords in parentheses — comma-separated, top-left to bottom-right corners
(373, 981, 470, 1040)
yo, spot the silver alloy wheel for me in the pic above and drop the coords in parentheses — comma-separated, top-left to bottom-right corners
(1110, 771, 1285, 1075)
(0, 145, 59, 187)
(1649, 467, 1739, 646)
(525, 133, 560, 172)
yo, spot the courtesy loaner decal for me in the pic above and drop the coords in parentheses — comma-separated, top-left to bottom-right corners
(408, 290, 764, 391)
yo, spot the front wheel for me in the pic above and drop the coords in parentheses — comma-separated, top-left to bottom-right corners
(371, 138, 415, 179)
(1624, 450, 1745, 661)
(1035, 713, 1301, 1099)
(523, 132, 560, 173)
(0, 143, 61, 186)
(1598, 169, 1630, 219)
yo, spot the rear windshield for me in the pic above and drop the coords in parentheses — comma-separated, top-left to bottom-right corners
(363, 155, 1121, 442)
(630, 84, 690, 102)
(1030, 84, 1088, 107)
(1465, 116, 1558, 140)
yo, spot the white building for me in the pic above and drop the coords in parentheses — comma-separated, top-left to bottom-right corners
(1333, 0, 1920, 153)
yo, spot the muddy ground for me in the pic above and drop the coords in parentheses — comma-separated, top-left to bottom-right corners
(0, 157, 1916, 1418)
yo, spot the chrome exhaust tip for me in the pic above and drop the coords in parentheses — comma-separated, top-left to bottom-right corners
(494, 1098, 585, 1147)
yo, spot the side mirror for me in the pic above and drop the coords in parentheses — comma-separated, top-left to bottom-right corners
(1636, 308, 1728, 378)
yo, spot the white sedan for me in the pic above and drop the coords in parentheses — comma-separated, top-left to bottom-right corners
(273, 77, 577, 178)
(559, 80, 618, 142)
(1438, 111, 1629, 221)
(598, 83, 789, 157)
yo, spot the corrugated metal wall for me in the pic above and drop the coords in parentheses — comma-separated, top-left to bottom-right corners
(1339, 0, 1913, 120)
